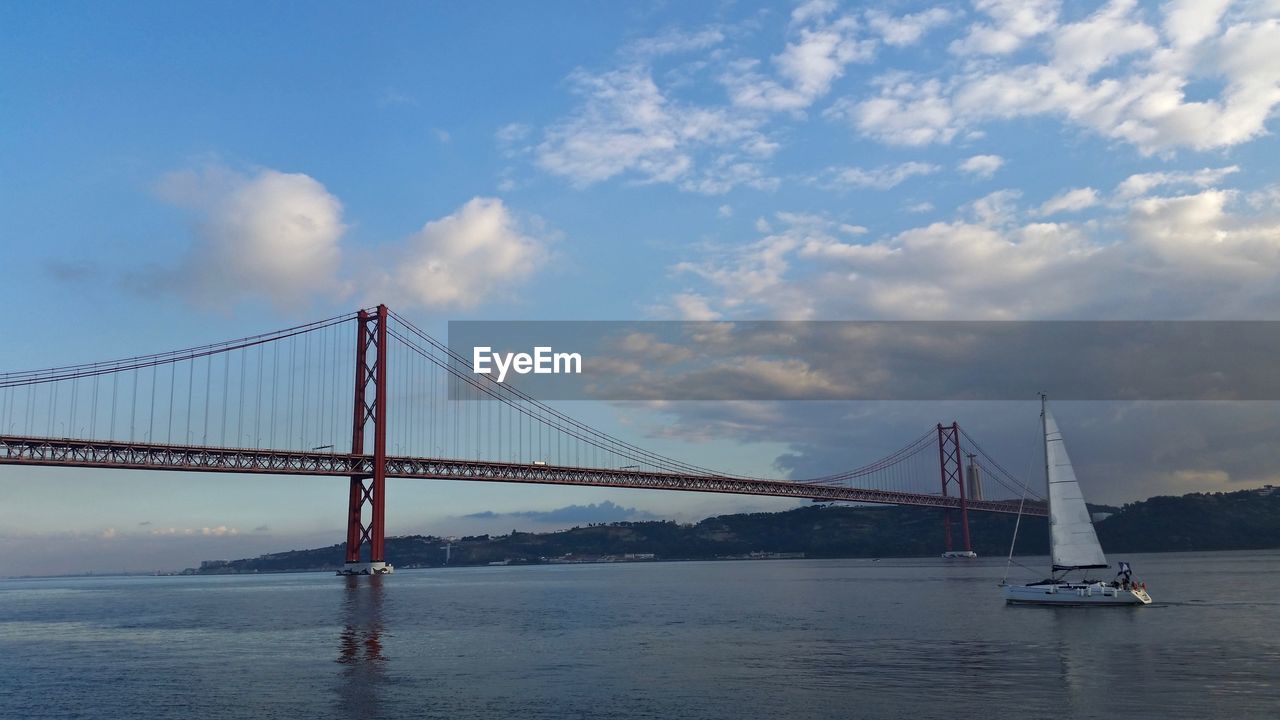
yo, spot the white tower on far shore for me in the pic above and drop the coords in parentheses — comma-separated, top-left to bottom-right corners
(965, 453, 984, 501)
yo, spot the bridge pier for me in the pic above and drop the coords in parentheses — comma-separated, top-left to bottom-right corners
(338, 561, 393, 576)
(340, 305, 393, 576)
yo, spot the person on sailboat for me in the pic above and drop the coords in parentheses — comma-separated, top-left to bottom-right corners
(1115, 561, 1133, 590)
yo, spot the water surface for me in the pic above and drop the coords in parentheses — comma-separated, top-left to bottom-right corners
(2, 551, 1277, 719)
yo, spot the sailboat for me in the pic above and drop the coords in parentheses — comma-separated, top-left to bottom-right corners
(1003, 396, 1152, 606)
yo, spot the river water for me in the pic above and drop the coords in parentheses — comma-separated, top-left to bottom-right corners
(2, 551, 1277, 719)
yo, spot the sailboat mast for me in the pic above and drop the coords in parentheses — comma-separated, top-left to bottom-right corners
(1041, 393, 1054, 572)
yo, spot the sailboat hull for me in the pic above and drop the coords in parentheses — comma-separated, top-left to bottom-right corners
(1004, 582, 1151, 606)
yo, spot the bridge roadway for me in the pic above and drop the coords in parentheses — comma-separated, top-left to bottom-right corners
(0, 434, 1046, 517)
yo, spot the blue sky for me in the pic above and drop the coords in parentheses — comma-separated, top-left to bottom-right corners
(3, 0, 1280, 574)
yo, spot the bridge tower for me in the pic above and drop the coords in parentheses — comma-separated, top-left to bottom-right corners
(340, 305, 393, 575)
(937, 423, 973, 557)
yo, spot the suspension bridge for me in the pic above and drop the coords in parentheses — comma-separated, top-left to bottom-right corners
(0, 305, 1044, 574)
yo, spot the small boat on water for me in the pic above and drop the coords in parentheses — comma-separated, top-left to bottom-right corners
(942, 550, 978, 559)
(1003, 396, 1152, 606)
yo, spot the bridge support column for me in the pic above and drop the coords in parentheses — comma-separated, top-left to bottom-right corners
(340, 305, 393, 576)
(938, 423, 973, 558)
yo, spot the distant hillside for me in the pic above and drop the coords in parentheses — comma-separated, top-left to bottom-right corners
(1096, 487, 1280, 552)
(195, 487, 1280, 573)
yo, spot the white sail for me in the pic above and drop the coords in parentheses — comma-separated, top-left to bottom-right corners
(1044, 407, 1108, 570)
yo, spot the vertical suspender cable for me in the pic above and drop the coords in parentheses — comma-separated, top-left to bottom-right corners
(167, 363, 175, 443)
(286, 336, 295, 449)
(202, 355, 211, 444)
(237, 345, 246, 447)
(221, 351, 229, 446)
(148, 364, 156, 442)
(49, 380, 57, 436)
(109, 372, 118, 440)
(270, 341, 279, 448)
(69, 376, 78, 438)
(185, 358, 194, 444)
(301, 330, 310, 449)
(129, 367, 137, 439)
(255, 344, 264, 447)
(91, 374, 99, 439)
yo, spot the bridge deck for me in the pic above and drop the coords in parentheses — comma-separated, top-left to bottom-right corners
(1, 435, 1045, 516)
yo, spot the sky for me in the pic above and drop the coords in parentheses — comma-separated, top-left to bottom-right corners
(2, 0, 1279, 575)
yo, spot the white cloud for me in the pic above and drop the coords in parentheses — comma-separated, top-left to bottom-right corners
(723, 10, 875, 113)
(957, 154, 1005, 178)
(718, 204, 733, 218)
(967, 188, 1022, 225)
(151, 527, 196, 536)
(671, 292, 721, 320)
(145, 525, 239, 537)
(536, 67, 776, 193)
(791, 0, 837, 26)
(1051, 0, 1158, 76)
(680, 155, 780, 195)
(817, 161, 940, 189)
(510, 1, 1279, 199)
(1162, 0, 1232, 48)
(377, 197, 547, 310)
(153, 168, 554, 313)
(1127, 190, 1280, 277)
(155, 166, 347, 310)
(673, 223, 817, 319)
(866, 7, 955, 47)
(950, 0, 1061, 56)
(623, 27, 725, 57)
(665, 184, 1280, 320)
(1036, 187, 1100, 216)
(518, 5, 887, 192)
(496, 122, 532, 145)
(847, 2, 1280, 154)
(1116, 165, 1240, 198)
(832, 77, 960, 146)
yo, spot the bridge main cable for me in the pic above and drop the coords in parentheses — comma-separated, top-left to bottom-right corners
(0, 313, 353, 389)
(385, 310, 761, 480)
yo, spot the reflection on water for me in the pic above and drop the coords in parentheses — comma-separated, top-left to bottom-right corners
(1046, 602, 1153, 716)
(337, 575, 386, 717)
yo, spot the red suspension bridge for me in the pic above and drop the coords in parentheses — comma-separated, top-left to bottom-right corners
(0, 306, 1044, 574)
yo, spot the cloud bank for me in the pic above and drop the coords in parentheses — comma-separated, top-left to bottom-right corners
(510, 1, 1280, 194)
(667, 176, 1280, 321)
(462, 500, 659, 525)
(152, 166, 548, 312)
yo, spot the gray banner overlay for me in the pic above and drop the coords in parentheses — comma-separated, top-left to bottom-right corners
(446, 321, 1280, 401)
